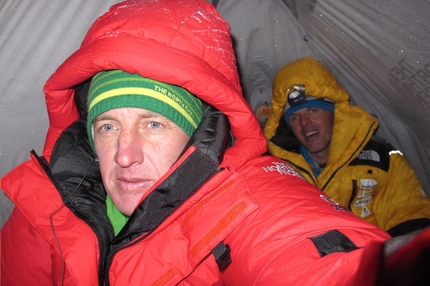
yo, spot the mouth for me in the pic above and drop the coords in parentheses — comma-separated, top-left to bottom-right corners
(117, 177, 153, 193)
(305, 130, 318, 137)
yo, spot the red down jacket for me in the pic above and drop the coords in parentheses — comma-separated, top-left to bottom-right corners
(1, 0, 396, 285)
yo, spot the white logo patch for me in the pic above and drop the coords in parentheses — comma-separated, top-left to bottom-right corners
(360, 179, 377, 189)
(358, 150, 380, 162)
(354, 178, 377, 217)
(354, 197, 372, 206)
(263, 162, 303, 179)
(320, 195, 350, 212)
(357, 189, 373, 198)
(361, 206, 371, 217)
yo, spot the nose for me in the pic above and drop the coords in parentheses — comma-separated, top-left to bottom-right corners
(299, 114, 311, 127)
(114, 129, 144, 168)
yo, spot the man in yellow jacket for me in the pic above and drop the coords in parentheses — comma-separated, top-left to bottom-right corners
(264, 56, 430, 237)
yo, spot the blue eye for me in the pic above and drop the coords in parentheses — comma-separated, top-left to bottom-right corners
(149, 121, 161, 128)
(102, 124, 115, 131)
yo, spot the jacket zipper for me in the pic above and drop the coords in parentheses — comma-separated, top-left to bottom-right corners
(320, 122, 377, 192)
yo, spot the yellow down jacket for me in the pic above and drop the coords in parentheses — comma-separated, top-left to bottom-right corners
(264, 57, 430, 236)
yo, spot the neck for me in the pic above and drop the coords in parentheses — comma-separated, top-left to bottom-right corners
(309, 151, 328, 166)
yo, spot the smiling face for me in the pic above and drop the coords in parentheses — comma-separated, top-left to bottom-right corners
(93, 107, 190, 216)
(289, 107, 334, 165)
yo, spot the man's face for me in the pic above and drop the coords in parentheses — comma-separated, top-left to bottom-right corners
(93, 107, 190, 216)
(289, 107, 334, 161)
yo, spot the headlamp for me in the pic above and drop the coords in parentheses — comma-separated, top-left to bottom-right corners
(286, 84, 308, 108)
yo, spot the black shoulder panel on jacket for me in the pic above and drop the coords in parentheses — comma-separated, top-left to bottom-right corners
(349, 136, 395, 172)
(309, 229, 358, 257)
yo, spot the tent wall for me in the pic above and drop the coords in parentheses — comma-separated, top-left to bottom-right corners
(1, 0, 429, 226)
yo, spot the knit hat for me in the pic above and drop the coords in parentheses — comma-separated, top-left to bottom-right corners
(87, 70, 202, 150)
(284, 84, 334, 125)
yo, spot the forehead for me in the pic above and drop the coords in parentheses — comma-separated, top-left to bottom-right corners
(291, 106, 330, 115)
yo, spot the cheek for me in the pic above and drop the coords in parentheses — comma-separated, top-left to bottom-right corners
(94, 142, 116, 174)
(94, 134, 117, 156)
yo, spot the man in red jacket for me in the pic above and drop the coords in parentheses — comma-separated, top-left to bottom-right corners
(1, 0, 429, 285)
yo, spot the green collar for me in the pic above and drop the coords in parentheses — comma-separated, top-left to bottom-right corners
(106, 195, 129, 236)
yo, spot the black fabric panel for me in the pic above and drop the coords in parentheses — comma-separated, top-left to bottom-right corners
(44, 118, 114, 281)
(309, 229, 358, 257)
(74, 78, 92, 120)
(349, 136, 393, 171)
(387, 218, 430, 237)
(49, 119, 100, 199)
(184, 103, 231, 164)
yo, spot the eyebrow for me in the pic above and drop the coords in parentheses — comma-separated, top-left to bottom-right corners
(93, 110, 164, 124)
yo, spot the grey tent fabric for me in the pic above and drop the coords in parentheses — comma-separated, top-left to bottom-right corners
(1, 0, 429, 226)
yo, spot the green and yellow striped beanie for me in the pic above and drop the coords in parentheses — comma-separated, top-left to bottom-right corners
(87, 70, 202, 150)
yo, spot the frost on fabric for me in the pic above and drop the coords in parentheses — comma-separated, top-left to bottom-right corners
(186, 10, 237, 77)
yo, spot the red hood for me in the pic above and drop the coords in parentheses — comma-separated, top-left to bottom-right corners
(43, 0, 266, 170)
